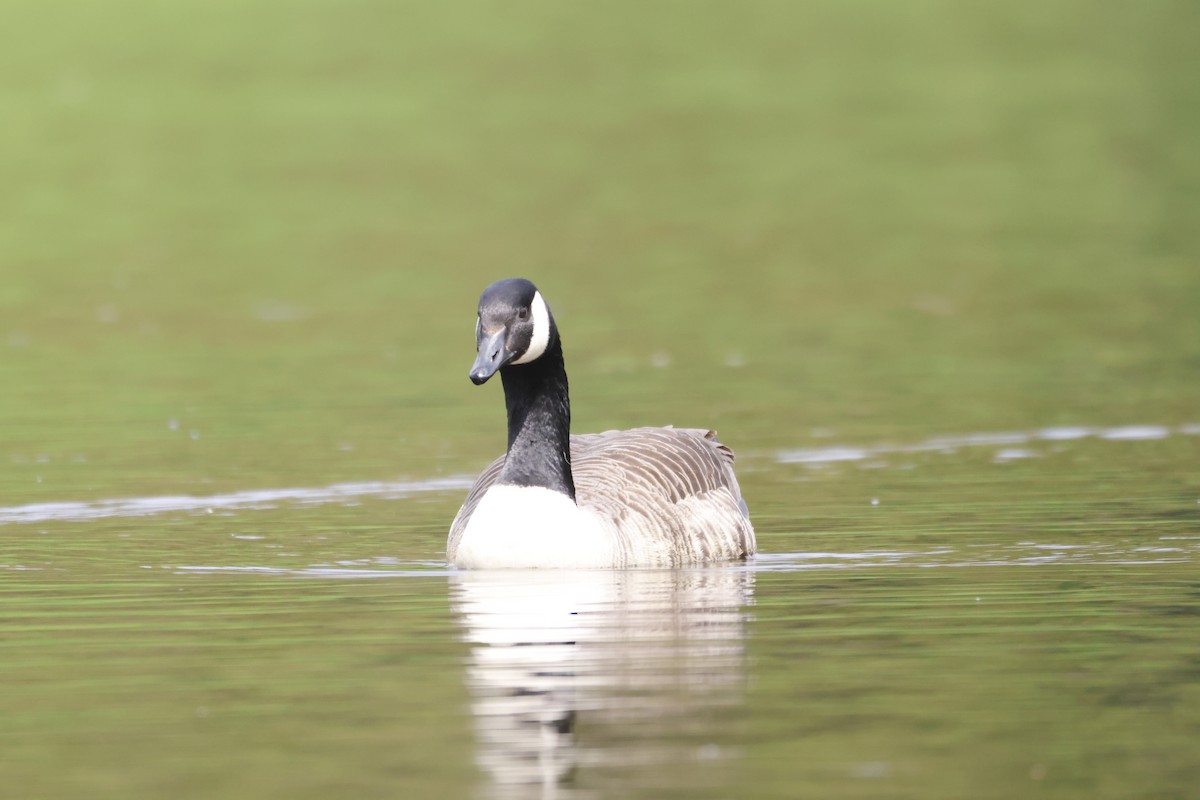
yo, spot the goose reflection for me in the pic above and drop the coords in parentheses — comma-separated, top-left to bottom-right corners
(450, 567, 754, 798)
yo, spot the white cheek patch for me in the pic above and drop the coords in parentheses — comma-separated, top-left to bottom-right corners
(512, 290, 550, 364)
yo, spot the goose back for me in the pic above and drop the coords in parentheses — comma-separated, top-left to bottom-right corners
(447, 427, 755, 567)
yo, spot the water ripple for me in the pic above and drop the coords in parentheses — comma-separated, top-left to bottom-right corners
(0, 477, 474, 525)
(3, 421, 1195, 527)
(777, 423, 1198, 465)
(754, 541, 1198, 570)
(150, 536, 1200, 581)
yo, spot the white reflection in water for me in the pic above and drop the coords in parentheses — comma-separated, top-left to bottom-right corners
(450, 568, 754, 798)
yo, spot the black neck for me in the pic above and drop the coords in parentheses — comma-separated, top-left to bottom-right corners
(497, 336, 575, 500)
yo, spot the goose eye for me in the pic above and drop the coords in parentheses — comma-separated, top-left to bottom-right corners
(517, 307, 529, 321)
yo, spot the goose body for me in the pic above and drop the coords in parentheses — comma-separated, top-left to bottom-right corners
(447, 278, 755, 569)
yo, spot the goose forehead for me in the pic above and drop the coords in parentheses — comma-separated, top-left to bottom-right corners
(478, 278, 539, 312)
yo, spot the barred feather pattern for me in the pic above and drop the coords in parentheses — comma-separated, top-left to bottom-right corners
(447, 427, 756, 567)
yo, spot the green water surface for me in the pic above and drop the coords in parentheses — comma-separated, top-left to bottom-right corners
(2, 1, 1199, 798)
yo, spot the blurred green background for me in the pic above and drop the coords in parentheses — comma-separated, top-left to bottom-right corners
(2, 0, 1197, 499)
(4, 4, 1200, 799)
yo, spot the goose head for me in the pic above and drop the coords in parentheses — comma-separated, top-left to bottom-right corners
(469, 278, 556, 385)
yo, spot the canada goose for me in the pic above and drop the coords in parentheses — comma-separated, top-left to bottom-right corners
(447, 278, 755, 569)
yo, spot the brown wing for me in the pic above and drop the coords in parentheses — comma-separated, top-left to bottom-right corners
(571, 427, 755, 566)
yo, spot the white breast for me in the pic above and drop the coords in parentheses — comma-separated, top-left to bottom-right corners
(452, 485, 616, 569)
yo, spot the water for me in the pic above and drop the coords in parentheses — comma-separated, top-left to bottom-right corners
(3, 0, 1200, 797)
(4, 426, 1198, 798)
